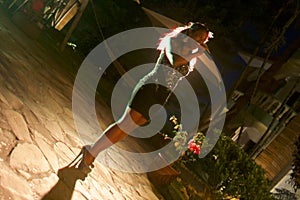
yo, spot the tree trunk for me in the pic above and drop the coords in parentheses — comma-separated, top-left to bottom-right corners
(259, 35, 300, 93)
(60, 0, 89, 51)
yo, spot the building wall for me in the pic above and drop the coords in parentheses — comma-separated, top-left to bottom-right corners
(255, 114, 300, 182)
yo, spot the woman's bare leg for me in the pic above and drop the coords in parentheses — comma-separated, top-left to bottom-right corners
(84, 108, 147, 165)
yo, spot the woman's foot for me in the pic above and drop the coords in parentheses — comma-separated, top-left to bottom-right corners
(68, 145, 95, 174)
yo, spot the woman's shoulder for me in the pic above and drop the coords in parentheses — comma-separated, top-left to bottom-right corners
(157, 28, 189, 50)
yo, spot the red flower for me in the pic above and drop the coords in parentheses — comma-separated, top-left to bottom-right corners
(188, 139, 201, 155)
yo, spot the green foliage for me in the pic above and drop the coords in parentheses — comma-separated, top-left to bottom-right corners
(290, 136, 300, 192)
(162, 117, 273, 199)
(187, 133, 274, 200)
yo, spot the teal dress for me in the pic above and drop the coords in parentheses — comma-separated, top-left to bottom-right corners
(129, 50, 190, 121)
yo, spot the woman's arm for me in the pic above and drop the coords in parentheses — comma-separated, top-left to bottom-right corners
(166, 37, 206, 67)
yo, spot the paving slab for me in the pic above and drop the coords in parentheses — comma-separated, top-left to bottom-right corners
(10, 142, 51, 176)
(0, 161, 34, 200)
(3, 109, 32, 143)
(0, 128, 16, 160)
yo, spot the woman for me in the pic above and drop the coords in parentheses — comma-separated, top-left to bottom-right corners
(69, 22, 213, 173)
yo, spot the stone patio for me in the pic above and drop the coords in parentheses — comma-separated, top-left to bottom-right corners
(0, 8, 161, 200)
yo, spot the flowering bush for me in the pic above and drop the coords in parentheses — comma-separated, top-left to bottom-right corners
(161, 116, 206, 163)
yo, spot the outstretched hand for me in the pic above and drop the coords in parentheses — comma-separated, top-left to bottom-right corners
(58, 165, 92, 182)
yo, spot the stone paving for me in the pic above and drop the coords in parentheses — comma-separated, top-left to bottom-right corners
(0, 9, 161, 200)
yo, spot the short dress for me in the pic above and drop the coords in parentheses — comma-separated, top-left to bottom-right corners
(129, 51, 190, 121)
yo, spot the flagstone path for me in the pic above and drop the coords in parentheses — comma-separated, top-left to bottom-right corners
(0, 8, 161, 200)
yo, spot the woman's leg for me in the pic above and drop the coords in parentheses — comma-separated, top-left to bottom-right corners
(83, 108, 148, 166)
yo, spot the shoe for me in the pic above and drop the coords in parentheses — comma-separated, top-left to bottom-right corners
(67, 145, 95, 174)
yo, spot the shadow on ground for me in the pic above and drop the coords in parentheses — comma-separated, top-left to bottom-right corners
(42, 166, 90, 200)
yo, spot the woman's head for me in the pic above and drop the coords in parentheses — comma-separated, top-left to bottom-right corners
(186, 22, 212, 45)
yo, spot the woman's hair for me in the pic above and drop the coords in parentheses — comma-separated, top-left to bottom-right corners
(157, 22, 213, 50)
(185, 22, 208, 32)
